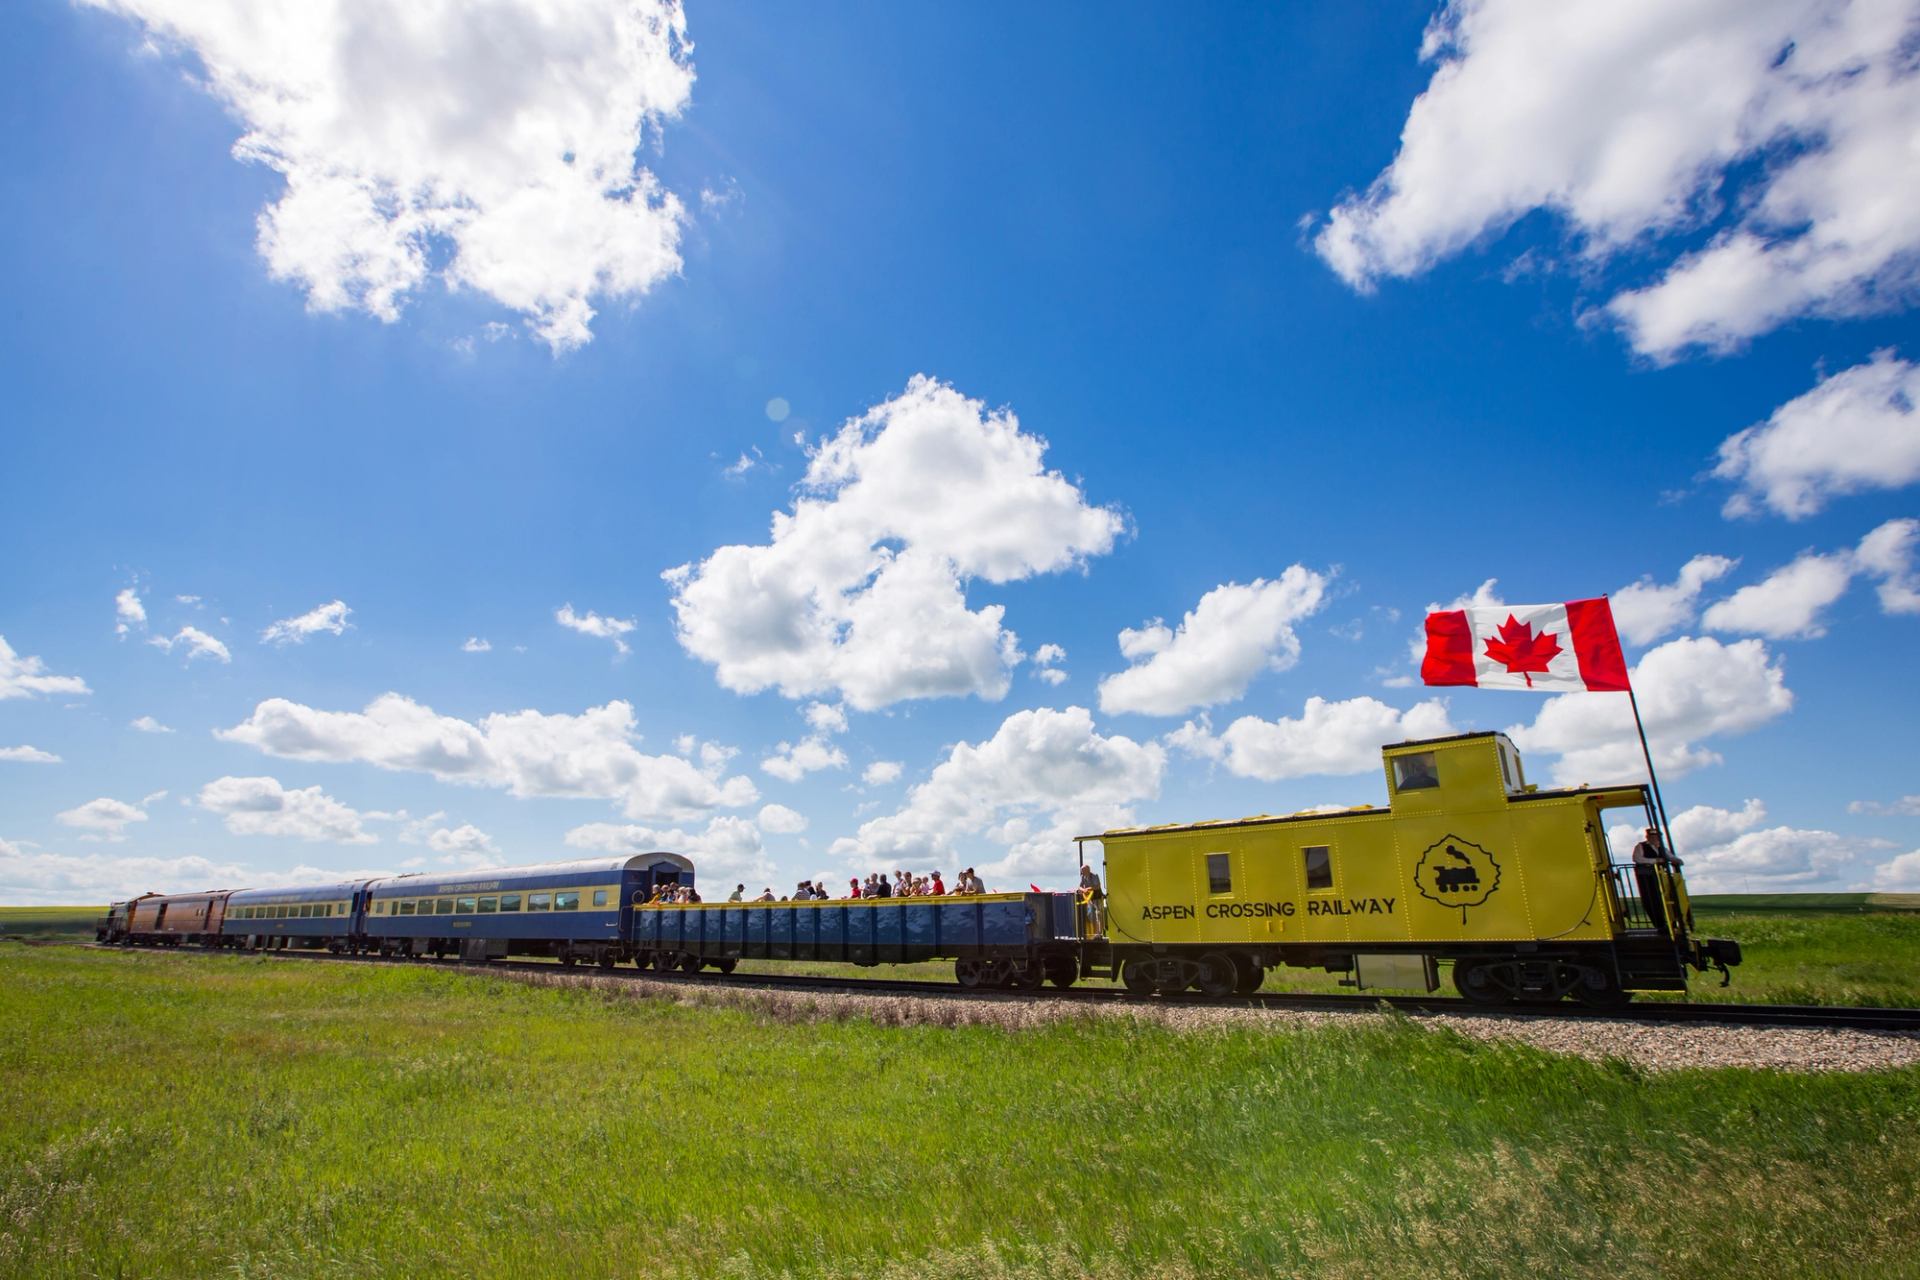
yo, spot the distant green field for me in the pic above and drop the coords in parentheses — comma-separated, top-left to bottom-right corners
(1689, 892, 1920, 912)
(0, 906, 101, 939)
(1, 946, 1915, 1280)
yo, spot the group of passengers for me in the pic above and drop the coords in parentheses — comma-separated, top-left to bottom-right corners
(720, 868, 989, 903)
(647, 883, 703, 904)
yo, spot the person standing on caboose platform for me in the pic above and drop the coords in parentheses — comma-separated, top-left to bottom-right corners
(1631, 827, 1679, 936)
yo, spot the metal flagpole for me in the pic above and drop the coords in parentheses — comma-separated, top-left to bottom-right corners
(1626, 684, 1675, 857)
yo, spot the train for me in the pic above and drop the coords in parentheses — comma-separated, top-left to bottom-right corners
(96, 730, 1742, 1005)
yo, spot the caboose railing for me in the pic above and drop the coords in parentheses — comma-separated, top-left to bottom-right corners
(1606, 863, 1657, 932)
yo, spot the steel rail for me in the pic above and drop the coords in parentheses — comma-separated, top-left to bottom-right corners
(83, 943, 1920, 1032)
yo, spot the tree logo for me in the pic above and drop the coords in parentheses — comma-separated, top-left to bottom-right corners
(1414, 835, 1502, 921)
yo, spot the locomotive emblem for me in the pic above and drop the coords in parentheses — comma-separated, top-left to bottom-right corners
(1414, 835, 1501, 921)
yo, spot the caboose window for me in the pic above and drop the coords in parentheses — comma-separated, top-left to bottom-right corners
(1206, 853, 1232, 895)
(1392, 752, 1439, 792)
(500, 894, 521, 912)
(555, 892, 580, 911)
(1303, 846, 1334, 891)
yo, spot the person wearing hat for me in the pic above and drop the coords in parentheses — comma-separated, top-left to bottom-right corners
(1631, 827, 1679, 936)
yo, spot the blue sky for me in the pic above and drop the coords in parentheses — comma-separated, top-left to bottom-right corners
(3, 0, 1918, 902)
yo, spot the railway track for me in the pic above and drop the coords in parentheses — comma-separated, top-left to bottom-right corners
(87, 942, 1920, 1033)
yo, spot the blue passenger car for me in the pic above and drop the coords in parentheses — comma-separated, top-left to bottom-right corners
(362, 854, 693, 964)
(223, 880, 376, 951)
(634, 892, 1086, 987)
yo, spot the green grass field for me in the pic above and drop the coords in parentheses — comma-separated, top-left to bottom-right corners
(2, 945, 1917, 1279)
(0, 906, 101, 939)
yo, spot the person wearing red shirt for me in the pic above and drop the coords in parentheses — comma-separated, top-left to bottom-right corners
(930, 871, 946, 896)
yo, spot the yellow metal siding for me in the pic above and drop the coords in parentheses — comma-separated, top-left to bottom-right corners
(1101, 736, 1629, 949)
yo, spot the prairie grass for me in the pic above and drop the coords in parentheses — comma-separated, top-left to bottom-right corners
(0, 906, 101, 939)
(2, 947, 1916, 1279)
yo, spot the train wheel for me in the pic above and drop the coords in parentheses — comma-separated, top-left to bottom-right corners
(1195, 952, 1237, 998)
(1008, 961, 1044, 991)
(955, 958, 986, 988)
(598, 951, 616, 970)
(1121, 958, 1156, 995)
(1043, 954, 1078, 989)
(715, 958, 738, 975)
(1453, 960, 1513, 1006)
(678, 953, 702, 975)
(1572, 965, 1630, 1008)
(633, 951, 653, 970)
(1231, 955, 1265, 995)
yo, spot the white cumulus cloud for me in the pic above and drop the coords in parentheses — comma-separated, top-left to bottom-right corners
(82, 0, 696, 352)
(1169, 696, 1455, 781)
(130, 716, 174, 734)
(1611, 555, 1738, 645)
(0, 636, 91, 701)
(1316, 0, 1920, 361)
(216, 693, 756, 821)
(665, 376, 1124, 711)
(195, 775, 377, 844)
(802, 702, 849, 735)
(831, 706, 1164, 885)
(114, 586, 146, 636)
(1700, 519, 1920, 638)
(1716, 351, 1920, 519)
(261, 599, 351, 645)
(757, 803, 809, 835)
(862, 760, 903, 787)
(1099, 569, 1330, 717)
(0, 746, 62, 764)
(565, 814, 772, 884)
(150, 625, 231, 664)
(761, 737, 848, 783)
(1509, 635, 1793, 784)
(556, 604, 637, 656)
(1701, 550, 1857, 639)
(55, 796, 150, 841)
(462, 637, 492, 653)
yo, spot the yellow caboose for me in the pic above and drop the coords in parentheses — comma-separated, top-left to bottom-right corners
(1082, 731, 1741, 1005)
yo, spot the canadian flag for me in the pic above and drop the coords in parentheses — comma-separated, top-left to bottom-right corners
(1422, 598, 1630, 693)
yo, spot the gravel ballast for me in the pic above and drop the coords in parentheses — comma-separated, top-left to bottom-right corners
(508, 969, 1920, 1074)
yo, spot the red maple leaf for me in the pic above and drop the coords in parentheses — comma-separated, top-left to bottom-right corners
(1482, 615, 1562, 686)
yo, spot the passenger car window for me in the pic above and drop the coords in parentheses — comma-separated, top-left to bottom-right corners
(1392, 752, 1439, 792)
(479, 897, 497, 914)
(436, 898, 454, 915)
(529, 893, 551, 912)
(500, 894, 521, 912)
(1206, 853, 1232, 895)
(555, 892, 580, 911)
(1303, 846, 1334, 892)
(457, 897, 477, 914)
(398, 901, 414, 916)
(592, 890, 608, 907)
